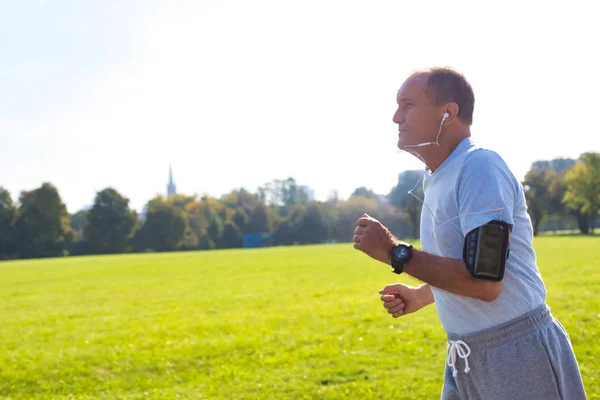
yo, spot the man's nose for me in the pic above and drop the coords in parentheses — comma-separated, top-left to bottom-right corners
(392, 108, 403, 124)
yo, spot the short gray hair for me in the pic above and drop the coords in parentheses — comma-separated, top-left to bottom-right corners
(424, 67, 475, 126)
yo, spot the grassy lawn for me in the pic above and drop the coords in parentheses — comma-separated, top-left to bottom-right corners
(1, 236, 598, 399)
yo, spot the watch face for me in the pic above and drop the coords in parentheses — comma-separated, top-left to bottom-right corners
(394, 246, 409, 259)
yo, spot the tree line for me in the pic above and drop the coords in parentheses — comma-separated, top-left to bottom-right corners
(0, 152, 598, 261)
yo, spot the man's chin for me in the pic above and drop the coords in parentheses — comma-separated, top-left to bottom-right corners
(397, 139, 409, 151)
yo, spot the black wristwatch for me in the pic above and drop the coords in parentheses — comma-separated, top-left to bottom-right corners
(390, 242, 413, 274)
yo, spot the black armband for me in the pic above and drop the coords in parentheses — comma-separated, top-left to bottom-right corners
(463, 220, 511, 281)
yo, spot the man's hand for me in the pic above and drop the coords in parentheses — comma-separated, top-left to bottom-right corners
(379, 283, 433, 318)
(353, 213, 398, 265)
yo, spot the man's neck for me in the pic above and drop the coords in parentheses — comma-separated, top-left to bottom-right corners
(421, 133, 470, 173)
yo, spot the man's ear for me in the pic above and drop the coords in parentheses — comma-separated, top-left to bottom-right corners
(444, 102, 460, 124)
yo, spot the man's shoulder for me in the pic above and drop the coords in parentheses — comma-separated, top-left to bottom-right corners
(439, 141, 509, 177)
(459, 147, 515, 178)
(457, 146, 520, 193)
(463, 146, 509, 168)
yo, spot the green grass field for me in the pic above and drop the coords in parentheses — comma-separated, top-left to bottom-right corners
(1, 236, 599, 399)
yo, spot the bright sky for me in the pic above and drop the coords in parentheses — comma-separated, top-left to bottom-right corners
(2, 0, 599, 214)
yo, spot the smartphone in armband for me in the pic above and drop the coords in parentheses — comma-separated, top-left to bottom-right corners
(462, 220, 511, 281)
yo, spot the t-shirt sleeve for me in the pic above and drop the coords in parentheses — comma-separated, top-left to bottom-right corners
(456, 149, 518, 237)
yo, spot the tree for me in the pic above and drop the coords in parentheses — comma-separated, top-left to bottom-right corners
(221, 221, 242, 248)
(563, 152, 600, 234)
(177, 217, 200, 250)
(527, 156, 579, 233)
(68, 209, 89, 255)
(202, 198, 225, 247)
(246, 203, 273, 233)
(294, 202, 328, 244)
(221, 188, 261, 213)
(84, 188, 138, 254)
(147, 194, 196, 211)
(185, 198, 225, 249)
(14, 183, 71, 259)
(232, 208, 249, 233)
(134, 201, 187, 252)
(329, 195, 380, 242)
(70, 210, 88, 234)
(522, 168, 557, 235)
(388, 170, 424, 238)
(184, 201, 209, 248)
(351, 187, 379, 200)
(0, 187, 18, 260)
(256, 177, 310, 213)
(273, 218, 296, 246)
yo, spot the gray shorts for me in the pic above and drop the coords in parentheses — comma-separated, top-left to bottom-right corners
(441, 304, 587, 400)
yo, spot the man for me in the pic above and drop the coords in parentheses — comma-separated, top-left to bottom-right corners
(353, 67, 587, 399)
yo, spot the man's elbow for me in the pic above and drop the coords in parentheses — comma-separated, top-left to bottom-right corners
(478, 280, 503, 302)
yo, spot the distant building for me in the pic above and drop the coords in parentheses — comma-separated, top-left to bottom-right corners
(167, 164, 176, 196)
(298, 185, 315, 201)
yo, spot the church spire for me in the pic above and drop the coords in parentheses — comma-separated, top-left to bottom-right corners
(167, 163, 176, 196)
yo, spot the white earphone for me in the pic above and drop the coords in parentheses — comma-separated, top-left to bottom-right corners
(441, 112, 449, 124)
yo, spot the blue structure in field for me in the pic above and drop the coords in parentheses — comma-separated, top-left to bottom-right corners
(243, 233, 273, 248)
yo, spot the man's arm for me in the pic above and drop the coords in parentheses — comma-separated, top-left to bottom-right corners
(417, 283, 435, 306)
(404, 149, 515, 302)
(354, 150, 516, 303)
(379, 282, 435, 318)
(403, 249, 502, 302)
(419, 283, 435, 305)
(354, 215, 502, 302)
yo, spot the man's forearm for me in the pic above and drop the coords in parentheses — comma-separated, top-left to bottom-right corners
(416, 283, 435, 307)
(404, 249, 502, 302)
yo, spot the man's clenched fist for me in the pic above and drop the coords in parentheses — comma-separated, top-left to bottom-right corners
(353, 213, 398, 265)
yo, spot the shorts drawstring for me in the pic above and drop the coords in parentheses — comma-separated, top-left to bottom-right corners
(447, 340, 472, 377)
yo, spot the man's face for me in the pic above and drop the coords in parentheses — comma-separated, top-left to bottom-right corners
(393, 74, 444, 150)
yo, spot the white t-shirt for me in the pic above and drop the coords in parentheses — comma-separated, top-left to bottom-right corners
(419, 137, 547, 334)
